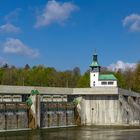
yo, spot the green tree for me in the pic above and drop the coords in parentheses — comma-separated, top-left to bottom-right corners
(133, 62, 140, 92)
(114, 69, 125, 88)
(27, 65, 47, 86)
(2, 67, 18, 85)
(123, 68, 134, 90)
(77, 70, 90, 87)
(46, 67, 57, 87)
(72, 67, 81, 87)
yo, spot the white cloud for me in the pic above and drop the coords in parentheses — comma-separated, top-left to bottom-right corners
(108, 60, 136, 71)
(123, 13, 140, 32)
(4, 8, 21, 23)
(35, 0, 78, 28)
(3, 38, 39, 58)
(0, 23, 21, 33)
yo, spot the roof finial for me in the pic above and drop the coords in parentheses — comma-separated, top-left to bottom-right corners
(94, 49, 97, 54)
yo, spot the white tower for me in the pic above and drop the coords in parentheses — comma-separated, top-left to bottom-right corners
(90, 52, 100, 87)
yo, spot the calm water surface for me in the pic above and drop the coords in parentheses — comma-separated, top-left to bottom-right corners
(1, 126, 140, 140)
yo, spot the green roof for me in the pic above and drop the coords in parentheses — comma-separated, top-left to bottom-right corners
(90, 53, 100, 68)
(90, 61, 100, 67)
(99, 74, 117, 81)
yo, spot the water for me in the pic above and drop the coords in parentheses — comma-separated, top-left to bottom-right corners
(1, 126, 140, 140)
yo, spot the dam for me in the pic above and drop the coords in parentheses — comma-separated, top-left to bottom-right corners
(0, 52, 140, 131)
(0, 85, 140, 131)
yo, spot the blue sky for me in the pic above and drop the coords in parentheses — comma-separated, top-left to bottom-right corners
(0, 0, 140, 73)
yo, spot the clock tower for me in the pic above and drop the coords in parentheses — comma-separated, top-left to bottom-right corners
(89, 52, 100, 87)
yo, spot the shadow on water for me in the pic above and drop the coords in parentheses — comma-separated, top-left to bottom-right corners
(1, 126, 140, 140)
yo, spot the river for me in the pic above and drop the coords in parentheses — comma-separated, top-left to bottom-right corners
(1, 126, 140, 140)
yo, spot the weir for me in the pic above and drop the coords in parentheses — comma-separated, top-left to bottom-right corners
(0, 85, 140, 131)
(119, 95, 140, 125)
(40, 102, 76, 128)
(0, 101, 77, 130)
(0, 102, 28, 130)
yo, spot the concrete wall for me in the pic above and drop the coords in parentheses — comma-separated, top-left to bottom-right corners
(80, 95, 120, 125)
(80, 94, 140, 126)
(73, 87, 118, 95)
(0, 85, 73, 95)
(0, 85, 118, 95)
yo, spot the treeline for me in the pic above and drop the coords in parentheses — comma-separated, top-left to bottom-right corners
(0, 64, 88, 88)
(0, 62, 140, 92)
(102, 62, 140, 93)
(113, 62, 140, 93)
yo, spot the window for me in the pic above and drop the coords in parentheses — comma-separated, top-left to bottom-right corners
(108, 82, 114, 85)
(93, 81, 95, 86)
(101, 81, 107, 85)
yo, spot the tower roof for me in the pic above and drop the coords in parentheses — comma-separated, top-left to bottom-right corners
(90, 52, 100, 68)
(90, 61, 100, 67)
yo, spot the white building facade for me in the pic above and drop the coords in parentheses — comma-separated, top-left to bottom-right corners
(90, 53, 117, 87)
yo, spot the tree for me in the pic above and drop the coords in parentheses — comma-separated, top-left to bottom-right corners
(2, 63, 9, 69)
(133, 62, 140, 92)
(0, 68, 4, 84)
(123, 68, 134, 90)
(24, 64, 30, 70)
(114, 69, 125, 88)
(72, 67, 81, 87)
(46, 67, 57, 87)
(2, 67, 18, 85)
(77, 70, 90, 88)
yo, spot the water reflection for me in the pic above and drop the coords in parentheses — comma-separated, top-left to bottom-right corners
(1, 127, 140, 140)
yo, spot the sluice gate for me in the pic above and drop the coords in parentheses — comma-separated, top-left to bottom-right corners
(0, 102, 28, 130)
(40, 102, 76, 128)
(0, 101, 77, 130)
